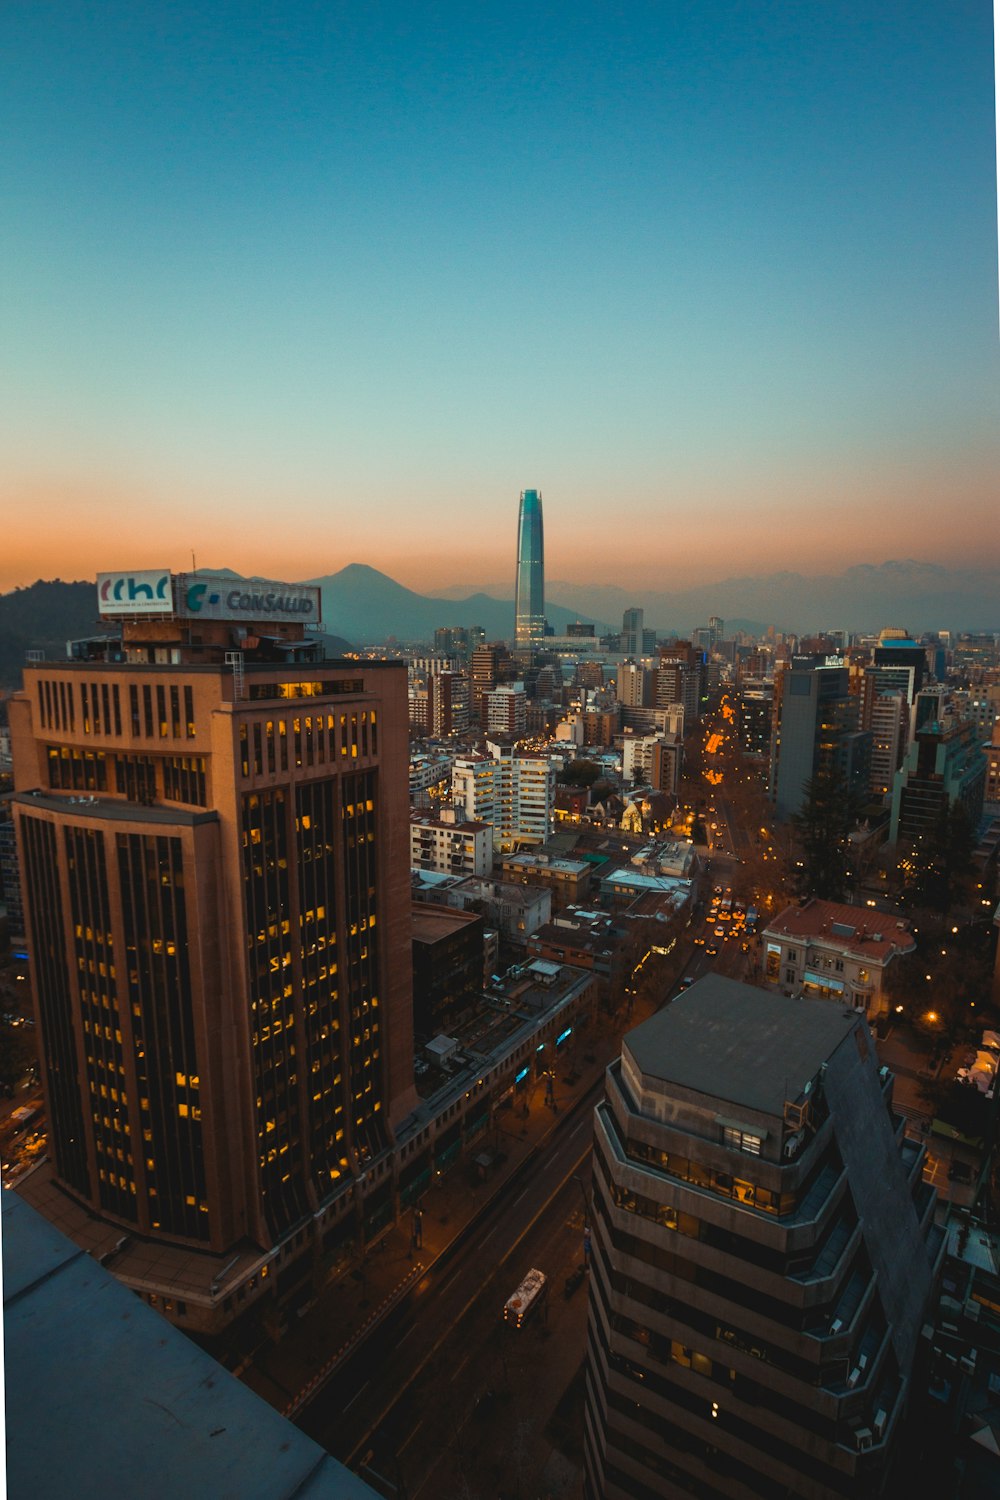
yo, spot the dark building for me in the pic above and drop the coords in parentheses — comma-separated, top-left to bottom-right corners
(584, 976, 942, 1500)
(889, 692, 987, 848)
(770, 658, 869, 820)
(410, 902, 484, 1041)
(0, 795, 26, 937)
(9, 569, 417, 1331)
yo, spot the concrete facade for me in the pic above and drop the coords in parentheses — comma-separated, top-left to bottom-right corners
(584, 978, 942, 1500)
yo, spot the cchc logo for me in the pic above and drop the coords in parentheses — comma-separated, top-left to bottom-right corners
(185, 583, 221, 612)
(99, 572, 171, 607)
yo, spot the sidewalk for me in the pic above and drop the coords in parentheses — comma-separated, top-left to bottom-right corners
(241, 987, 664, 1421)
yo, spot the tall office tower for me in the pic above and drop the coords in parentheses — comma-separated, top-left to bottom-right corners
(617, 661, 652, 709)
(514, 488, 545, 652)
(426, 669, 470, 737)
(621, 608, 644, 656)
(888, 694, 986, 847)
(584, 977, 938, 1500)
(9, 570, 416, 1332)
(708, 615, 724, 649)
(735, 680, 774, 765)
(872, 632, 926, 697)
(769, 658, 869, 820)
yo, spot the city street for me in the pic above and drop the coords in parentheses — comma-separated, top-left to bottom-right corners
(293, 1098, 599, 1494)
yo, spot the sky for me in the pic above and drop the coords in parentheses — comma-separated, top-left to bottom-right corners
(2, 1, 998, 599)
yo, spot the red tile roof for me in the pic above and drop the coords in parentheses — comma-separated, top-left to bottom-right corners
(764, 899, 915, 961)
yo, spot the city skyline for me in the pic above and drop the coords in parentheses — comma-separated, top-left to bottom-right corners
(2, 3, 998, 597)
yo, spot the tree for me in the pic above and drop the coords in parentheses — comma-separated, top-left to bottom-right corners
(789, 766, 864, 901)
(558, 758, 602, 788)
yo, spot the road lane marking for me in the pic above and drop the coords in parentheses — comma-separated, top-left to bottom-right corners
(343, 1379, 370, 1413)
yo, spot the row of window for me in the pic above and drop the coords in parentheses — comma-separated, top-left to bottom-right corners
(36, 677, 198, 740)
(46, 747, 208, 807)
(239, 709, 377, 777)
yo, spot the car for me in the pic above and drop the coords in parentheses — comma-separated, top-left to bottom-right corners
(679, 976, 695, 989)
(714, 927, 725, 938)
(713, 886, 723, 896)
(693, 935, 705, 946)
(705, 944, 718, 956)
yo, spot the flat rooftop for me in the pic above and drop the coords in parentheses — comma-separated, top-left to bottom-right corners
(2, 1193, 376, 1499)
(625, 975, 861, 1117)
(411, 904, 482, 944)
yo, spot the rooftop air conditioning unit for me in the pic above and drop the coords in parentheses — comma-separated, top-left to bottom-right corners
(830, 1318, 844, 1334)
(847, 1367, 862, 1389)
(854, 1428, 873, 1451)
(872, 1410, 888, 1439)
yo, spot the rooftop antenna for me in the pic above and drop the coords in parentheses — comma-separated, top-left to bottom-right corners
(191, 550, 197, 573)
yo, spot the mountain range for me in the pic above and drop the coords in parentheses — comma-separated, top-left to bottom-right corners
(304, 563, 607, 641)
(1, 560, 996, 691)
(434, 561, 1000, 638)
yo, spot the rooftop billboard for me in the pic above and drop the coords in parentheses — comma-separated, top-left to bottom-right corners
(97, 570, 172, 616)
(174, 574, 322, 624)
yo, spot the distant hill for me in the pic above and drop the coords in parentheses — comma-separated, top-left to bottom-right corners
(450, 561, 1000, 636)
(0, 580, 353, 690)
(304, 563, 606, 642)
(0, 580, 105, 689)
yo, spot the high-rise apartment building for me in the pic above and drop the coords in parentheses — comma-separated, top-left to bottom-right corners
(9, 570, 417, 1331)
(584, 977, 939, 1500)
(452, 739, 554, 852)
(514, 488, 545, 652)
(426, 669, 470, 736)
(617, 661, 653, 709)
(485, 683, 528, 736)
(470, 641, 515, 721)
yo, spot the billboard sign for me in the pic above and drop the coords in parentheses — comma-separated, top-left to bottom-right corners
(97, 570, 172, 616)
(175, 574, 321, 624)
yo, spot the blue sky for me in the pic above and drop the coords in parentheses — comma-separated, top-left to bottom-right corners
(2, 1, 997, 595)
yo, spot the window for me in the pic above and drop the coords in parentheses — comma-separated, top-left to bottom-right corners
(722, 1126, 762, 1156)
(787, 949, 797, 962)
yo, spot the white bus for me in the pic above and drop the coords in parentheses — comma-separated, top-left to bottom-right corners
(504, 1267, 548, 1327)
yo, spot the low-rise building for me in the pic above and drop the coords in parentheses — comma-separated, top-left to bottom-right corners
(528, 908, 627, 1007)
(760, 898, 916, 1020)
(499, 850, 592, 911)
(410, 805, 493, 877)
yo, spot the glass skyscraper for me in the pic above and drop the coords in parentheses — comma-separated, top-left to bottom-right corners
(514, 487, 545, 650)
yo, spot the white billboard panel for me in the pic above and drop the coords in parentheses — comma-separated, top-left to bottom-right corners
(175, 574, 321, 624)
(97, 570, 173, 616)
